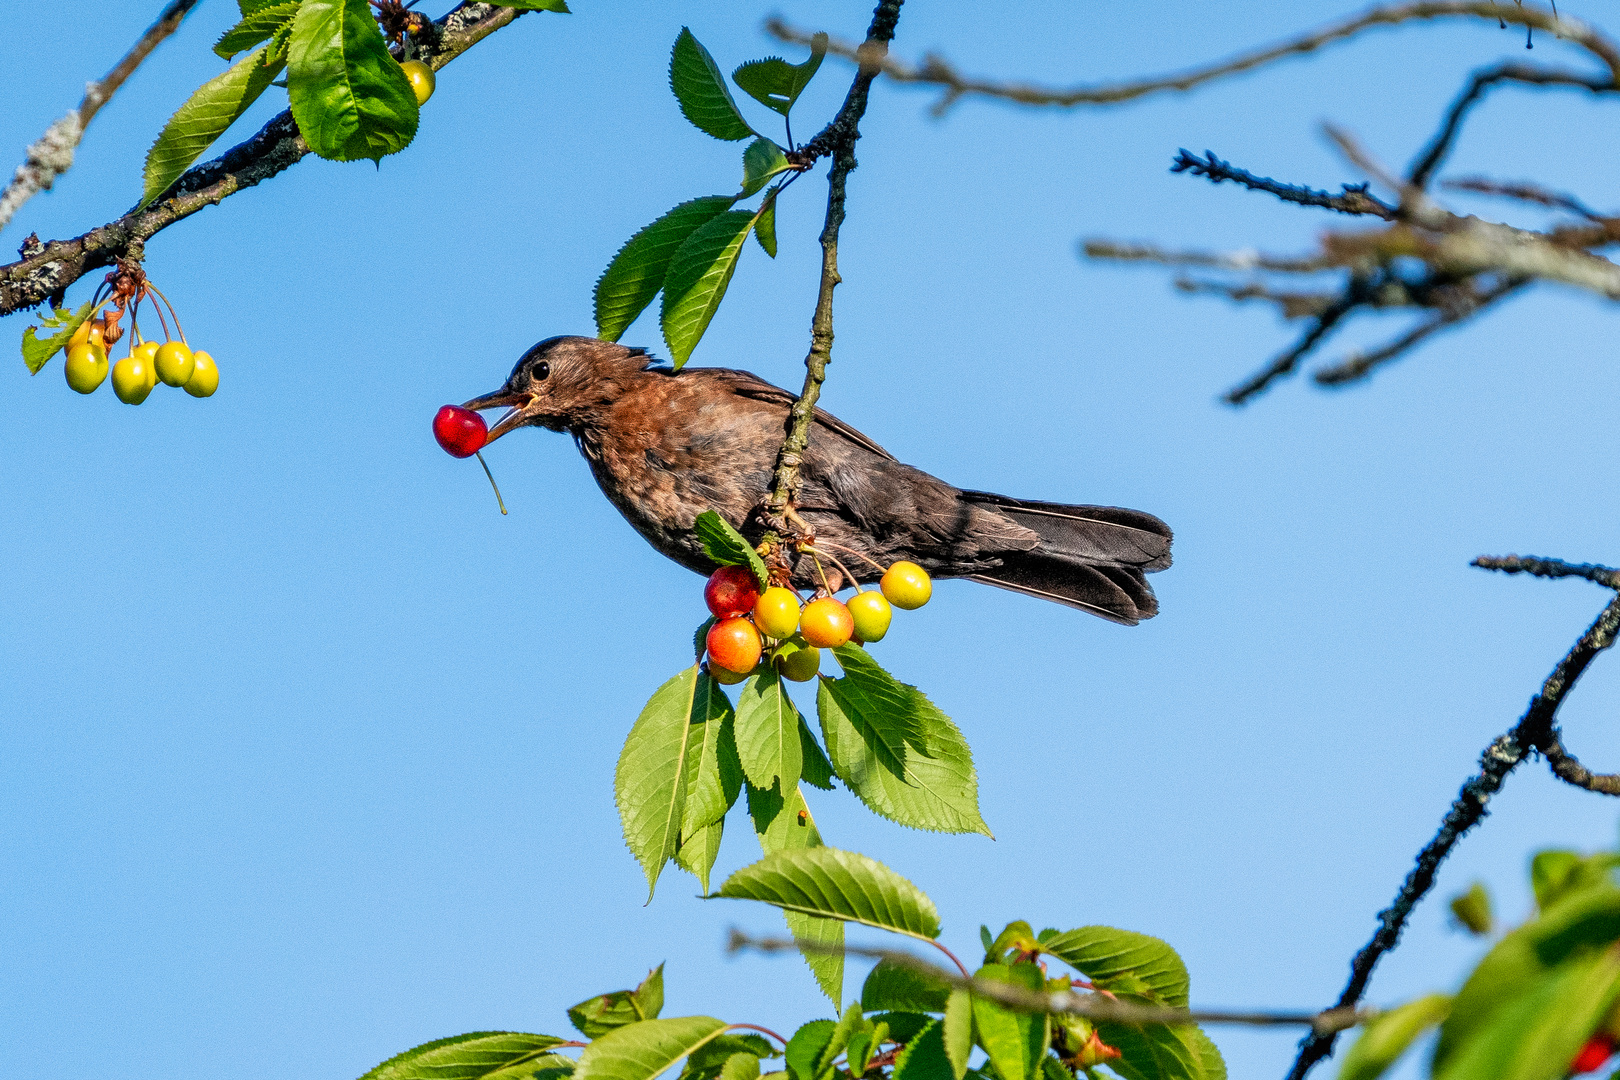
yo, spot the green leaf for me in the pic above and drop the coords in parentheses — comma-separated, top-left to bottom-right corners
(817, 647, 989, 836)
(891, 1019, 951, 1080)
(741, 138, 792, 197)
(239, 0, 285, 15)
(785, 1021, 837, 1080)
(693, 511, 770, 587)
(971, 964, 1049, 1080)
(574, 1017, 729, 1080)
(21, 300, 95, 375)
(683, 1037, 776, 1080)
(680, 686, 742, 840)
(860, 959, 950, 1014)
(754, 194, 778, 259)
(869, 1013, 935, 1045)
(719, 1055, 760, 1080)
(669, 28, 753, 141)
(1041, 927, 1190, 1008)
(141, 45, 285, 208)
(1434, 884, 1620, 1072)
(799, 715, 835, 791)
(1531, 849, 1620, 911)
(1449, 883, 1493, 936)
(943, 991, 972, 1080)
(718, 846, 941, 941)
(357, 1032, 569, 1080)
(736, 669, 804, 794)
(1096, 1001, 1212, 1080)
(818, 1003, 865, 1079)
(488, 0, 571, 10)
(1336, 995, 1451, 1080)
(616, 666, 729, 901)
(747, 781, 843, 1005)
(1433, 948, 1620, 1080)
(661, 210, 755, 369)
(568, 965, 666, 1039)
(594, 196, 737, 342)
(1188, 1030, 1226, 1080)
(731, 34, 826, 117)
(676, 817, 725, 894)
(286, 0, 418, 162)
(215, 1, 300, 59)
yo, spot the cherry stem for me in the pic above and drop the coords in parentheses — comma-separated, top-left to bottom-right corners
(727, 1023, 790, 1046)
(929, 938, 972, 979)
(475, 451, 508, 515)
(808, 550, 834, 595)
(145, 287, 173, 341)
(146, 283, 186, 342)
(815, 539, 888, 575)
(802, 545, 862, 593)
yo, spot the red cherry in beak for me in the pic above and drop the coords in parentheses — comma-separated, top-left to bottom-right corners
(433, 404, 488, 458)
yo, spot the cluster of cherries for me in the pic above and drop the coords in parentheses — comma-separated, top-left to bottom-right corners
(702, 560, 932, 684)
(58, 265, 218, 403)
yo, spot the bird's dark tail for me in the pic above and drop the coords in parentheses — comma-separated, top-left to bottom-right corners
(958, 491, 1173, 625)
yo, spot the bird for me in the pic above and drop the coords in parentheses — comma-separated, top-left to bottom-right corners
(461, 336, 1172, 624)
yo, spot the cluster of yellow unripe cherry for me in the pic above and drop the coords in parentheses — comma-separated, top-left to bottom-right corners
(63, 316, 218, 404)
(702, 560, 934, 683)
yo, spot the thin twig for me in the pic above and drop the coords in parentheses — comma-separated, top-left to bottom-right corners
(1171, 150, 1396, 219)
(1312, 276, 1530, 386)
(1285, 558, 1620, 1080)
(762, 0, 903, 528)
(728, 931, 1368, 1036)
(0, 0, 203, 233)
(1224, 285, 1366, 405)
(1442, 176, 1604, 220)
(0, 2, 523, 316)
(767, 2, 1617, 118)
(1082, 240, 1339, 275)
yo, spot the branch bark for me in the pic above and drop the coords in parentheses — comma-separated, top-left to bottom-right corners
(761, 0, 903, 532)
(0, 2, 522, 318)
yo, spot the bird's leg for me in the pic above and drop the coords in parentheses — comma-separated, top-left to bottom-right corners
(783, 506, 816, 543)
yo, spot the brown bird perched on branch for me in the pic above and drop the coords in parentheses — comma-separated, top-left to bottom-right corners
(462, 336, 1172, 624)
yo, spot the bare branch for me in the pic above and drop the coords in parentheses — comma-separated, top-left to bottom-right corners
(1173, 279, 1339, 320)
(1171, 150, 1396, 219)
(0, 0, 202, 234)
(1442, 176, 1604, 220)
(1287, 560, 1620, 1080)
(1082, 240, 1338, 275)
(1224, 286, 1366, 405)
(727, 931, 1368, 1036)
(767, 2, 1618, 117)
(1543, 732, 1620, 796)
(1312, 276, 1529, 385)
(0, 2, 523, 317)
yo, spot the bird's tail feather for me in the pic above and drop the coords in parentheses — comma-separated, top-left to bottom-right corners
(960, 491, 1172, 625)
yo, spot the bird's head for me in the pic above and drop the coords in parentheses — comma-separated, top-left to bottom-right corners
(461, 336, 657, 443)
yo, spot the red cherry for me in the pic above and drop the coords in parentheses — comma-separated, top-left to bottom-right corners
(704, 565, 761, 618)
(434, 405, 488, 458)
(706, 617, 762, 674)
(1571, 1035, 1615, 1074)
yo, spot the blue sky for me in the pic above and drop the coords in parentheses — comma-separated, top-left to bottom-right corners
(4, 3, 1620, 1080)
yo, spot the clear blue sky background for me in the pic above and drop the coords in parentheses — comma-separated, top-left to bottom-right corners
(4, 3, 1619, 1079)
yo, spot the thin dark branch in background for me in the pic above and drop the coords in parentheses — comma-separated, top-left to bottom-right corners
(0, 0, 202, 233)
(1286, 556, 1620, 1080)
(1442, 176, 1604, 219)
(1174, 279, 1337, 320)
(1083, 240, 1338, 275)
(1312, 276, 1530, 386)
(1171, 150, 1396, 218)
(0, 2, 523, 316)
(1224, 286, 1367, 405)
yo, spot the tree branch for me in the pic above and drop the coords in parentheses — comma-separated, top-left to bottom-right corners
(1171, 150, 1396, 218)
(761, 0, 903, 532)
(0, 0, 203, 234)
(767, 2, 1618, 118)
(1285, 555, 1620, 1080)
(0, 2, 522, 318)
(1442, 175, 1604, 220)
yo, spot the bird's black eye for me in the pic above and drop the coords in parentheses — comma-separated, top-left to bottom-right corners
(533, 360, 550, 381)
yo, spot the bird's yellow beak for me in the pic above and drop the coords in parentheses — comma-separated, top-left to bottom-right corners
(461, 388, 538, 444)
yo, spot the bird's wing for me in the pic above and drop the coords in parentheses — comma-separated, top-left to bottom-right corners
(708, 369, 896, 460)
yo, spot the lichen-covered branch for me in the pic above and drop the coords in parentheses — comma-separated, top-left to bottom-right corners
(761, 0, 903, 529)
(0, 2, 522, 317)
(1285, 555, 1620, 1080)
(768, 2, 1616, 117)
(0, 0, 203, 234)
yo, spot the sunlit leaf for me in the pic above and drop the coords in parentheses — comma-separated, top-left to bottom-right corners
(142, 45, 285, 207)
(693, 510, 769, 587)
(21, 300, 95, 374)
(1337, 995, 1451, 1080)
(740, 138, 792, 197)
(718, 846, 941, 941)
(215, 0, 300, 59)
(287, 0, 417, 162)
(731, 33, 827, 117)
(971, 964, 1049, 1080)
(568, 965, 665, 1039)
(1041, 927, 1190, 1008)
(594, 197, 736, 342)
(661, 210, 755, 369)
(670, 28, 753, 141)
(357, 1032, 569, 1080)
(747, 781, 843, 1005)
(574, 1017, 729, 1080)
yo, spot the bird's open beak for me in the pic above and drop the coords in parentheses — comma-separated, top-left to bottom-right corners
(460, 387, 538, 445)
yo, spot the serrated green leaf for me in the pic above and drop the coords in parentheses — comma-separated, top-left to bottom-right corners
(287, 0, 418, 162)
(817, 1003, 865, 1079)
(1337, 994, 1450, 1080)
(971, 964, 1049, 1080)
(1096, 1001, 1211, 1080)
(661, 210, 755, 369)
(748, 780, 843, 1005)
(1433, 948, 1620, 1080)
(21, 300, 95, 375)
(239, 0, 284, 15)
(736, 669, 804, 794)
(719, 1054, 760, 1080)
(731, 33, 826, 117)
(675, 817, 725, 894)
(754, 194, 778, 259)
(574, 1017, 729, 1080)
(943, 991, 972, 1080)
(358, 1032, 569, 1080)
(786, 1021, 837, 1080)
(1042, 927, 1190, 1008)
(141, 45, 285, 208)
(799, 715, 834, 791)
(568, 965, 665, 1039)
(718, 846, 941, 941)
(693, 511, 770, 586)
(489, 0, 570, 10)
(595, 197, 738, 343)
(741, 138, 792, 198)
(215, 1, 300, 59)
(682, 1036, 776, 1080)
(869, 1013, 935, 1046)
(891, 1019, 950, 1080)
(861, 959, 951, 1014)
(817, 647, 988, 836)
(681, 686, 742, 840)
(616, 666, 727, 901)
(670, 28, 753, 141)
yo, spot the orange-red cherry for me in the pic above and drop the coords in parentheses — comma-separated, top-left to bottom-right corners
(706, 616, 762, 674)
(1572, 1036, 1616, 1074)
(799, 597, 854, 649)
(704, 565, 761, 618)
(434, 404, 488, 457)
